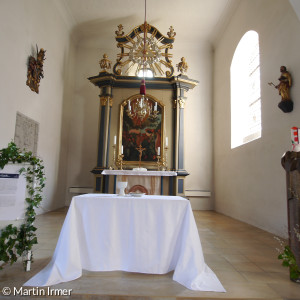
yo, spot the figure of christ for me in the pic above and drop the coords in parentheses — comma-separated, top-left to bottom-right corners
(136, 144, 146, 168)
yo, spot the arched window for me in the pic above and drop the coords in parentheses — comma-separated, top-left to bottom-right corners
(231, 31, 261, 149)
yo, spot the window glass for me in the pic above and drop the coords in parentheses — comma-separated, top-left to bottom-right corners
(231, 31, 261, 148)
(137, 69, 154, 78)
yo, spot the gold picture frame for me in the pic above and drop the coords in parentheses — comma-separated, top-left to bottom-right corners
(118, 94, 165, 169)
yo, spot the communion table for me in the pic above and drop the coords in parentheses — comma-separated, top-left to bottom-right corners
(101, 169, 177, 195)
(24, 193, 225, 292)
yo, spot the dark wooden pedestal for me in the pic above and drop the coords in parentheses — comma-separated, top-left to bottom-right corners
(281, 151, 300, 276)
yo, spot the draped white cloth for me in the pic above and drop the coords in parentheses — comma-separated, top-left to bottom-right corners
(24, 194, 225, 292)
(101, 170, 177, 176)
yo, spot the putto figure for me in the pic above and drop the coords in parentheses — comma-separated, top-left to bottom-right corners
(99, 54, 112, 72)
(269, 66, 293, 113)
(26, 46, 46, 94)
(176, 57, 188, 74)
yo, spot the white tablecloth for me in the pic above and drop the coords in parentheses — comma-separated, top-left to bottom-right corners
(101, 170, 177, 176)
(24, 194, 225, 292)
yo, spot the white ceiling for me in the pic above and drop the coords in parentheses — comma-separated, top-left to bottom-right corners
(60, 0, 240, 47)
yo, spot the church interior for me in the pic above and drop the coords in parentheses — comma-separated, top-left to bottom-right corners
(1, 0, 300, 298)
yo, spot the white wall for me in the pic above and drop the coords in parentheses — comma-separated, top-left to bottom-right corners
(182, 41, 214, 209)
(64, 45, 101, 194)
(213, 0, 300, 237)
(0, 0, 76, 213)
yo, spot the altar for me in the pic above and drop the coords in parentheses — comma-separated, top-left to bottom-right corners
(102, 169, 177, 195)
(88, 21, 198, 197)
(24, 193, 225, 292)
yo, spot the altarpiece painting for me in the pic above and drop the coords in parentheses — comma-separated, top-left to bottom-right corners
(119, 94, 164, 169)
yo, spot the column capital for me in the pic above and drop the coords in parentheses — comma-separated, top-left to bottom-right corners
(100, 96, 113, 107)
(173, 98, 186, 109)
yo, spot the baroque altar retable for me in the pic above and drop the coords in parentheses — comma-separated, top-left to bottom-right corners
(88, 22, 198, 196)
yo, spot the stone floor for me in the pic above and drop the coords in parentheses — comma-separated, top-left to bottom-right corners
(1, 207, 300, 299)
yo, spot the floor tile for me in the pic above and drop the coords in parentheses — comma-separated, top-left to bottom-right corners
(1, 209, 297, 299)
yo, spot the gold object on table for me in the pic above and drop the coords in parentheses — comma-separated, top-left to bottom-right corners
(162, 146, 169, 171)
(112, 144, 117, 169)
(157, 155, 161, 171)
(116, 154, 124, 170)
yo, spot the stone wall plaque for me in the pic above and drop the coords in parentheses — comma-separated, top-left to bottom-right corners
(14, 112, 39, 155)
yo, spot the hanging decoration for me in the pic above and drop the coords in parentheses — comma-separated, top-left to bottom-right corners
(26, 46, 46, 94)
(125, 0, 159, 124)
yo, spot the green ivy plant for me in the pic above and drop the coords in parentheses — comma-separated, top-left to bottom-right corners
(0, 142, 45, 270)
(278, 245, 300, 282)
(275, 231, 300, 283)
